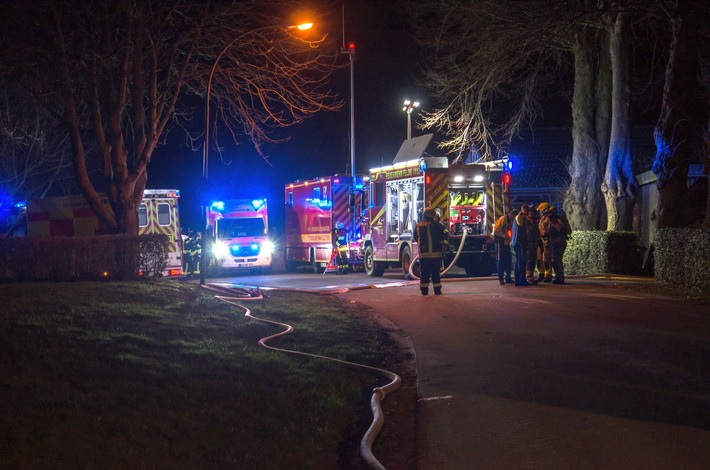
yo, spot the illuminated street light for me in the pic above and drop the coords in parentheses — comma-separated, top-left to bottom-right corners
(402, 98, 419, 140)
(201, 21, 313, 285)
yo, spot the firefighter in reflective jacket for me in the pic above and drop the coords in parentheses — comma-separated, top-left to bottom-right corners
(333, 222, 349, 274)
(413, 207, 448, 295)
(184, 229, 202, 277)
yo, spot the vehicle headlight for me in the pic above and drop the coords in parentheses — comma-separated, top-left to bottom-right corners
(211, 241, 229, 258)
(261, 240, 275, 255)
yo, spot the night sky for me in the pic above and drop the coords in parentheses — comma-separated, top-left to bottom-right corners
(150, 1, 431, 234)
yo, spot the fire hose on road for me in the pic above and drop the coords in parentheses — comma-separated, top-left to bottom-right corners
(409, 229, 468, 279)
(201, 284, 401, 470)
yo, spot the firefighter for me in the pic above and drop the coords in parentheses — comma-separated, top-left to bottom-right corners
(525, 204, 541, 284)
(539, 205, 568, 284)
(184, 229, 201, 278)
(493, 209, 519, 285)
(413, 207, 448, 295)
(183, 228, 195, 274)
(536, 202, 553, 282)
(512, 205, 532, 286)
(333, 222, 349, 274)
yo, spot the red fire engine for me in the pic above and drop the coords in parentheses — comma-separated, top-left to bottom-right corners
(284, 175, 368, 272)
(361, 135, 511, 278)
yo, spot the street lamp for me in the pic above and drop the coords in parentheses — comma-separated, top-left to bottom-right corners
(402, 98, 419, 140)
(200, 21, 313, 285)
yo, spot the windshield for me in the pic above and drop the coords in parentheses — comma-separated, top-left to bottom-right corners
(217, 218, 265, 238)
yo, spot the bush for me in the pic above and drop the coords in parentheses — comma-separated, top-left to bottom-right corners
(0, 234, 169, 281)
(564, 231, 643, 275)
(138, 234, 169, 278)
(656, 227, 710, 294)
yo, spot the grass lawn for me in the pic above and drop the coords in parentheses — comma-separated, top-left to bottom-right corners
(0, 280, 411, 469)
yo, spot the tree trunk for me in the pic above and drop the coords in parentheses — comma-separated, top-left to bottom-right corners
(653, 10, 700, 229)
(602, 12, 637, 231)
(564, 26, 606, 231)
(704, 109, 710, 228)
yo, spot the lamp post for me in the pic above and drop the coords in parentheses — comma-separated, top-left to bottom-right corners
(343, 42, 357, 243)
(402, 98, 419, 140)
(200, 22, 313, 285)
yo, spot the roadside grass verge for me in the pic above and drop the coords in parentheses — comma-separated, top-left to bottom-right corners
(0, 281, 393, 469)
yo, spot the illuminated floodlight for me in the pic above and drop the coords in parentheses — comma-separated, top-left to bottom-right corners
(473, 175, 485, 183)
(262, 240, 275, 255)
(453, 175, 464, 183)
(212, 241, 229, 258)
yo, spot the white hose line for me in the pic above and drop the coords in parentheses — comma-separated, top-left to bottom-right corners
(201, 284, 401, 470)
(409, 229, 468, 280)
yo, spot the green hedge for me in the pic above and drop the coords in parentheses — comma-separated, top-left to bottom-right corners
(0, 234, 168, 282)
(655, 228, 710, 295)
(564, 231, 644, 276)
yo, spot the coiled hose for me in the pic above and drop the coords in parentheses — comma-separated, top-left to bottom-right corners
(409, 229, 468, 279)
(201, 284, 401, 470)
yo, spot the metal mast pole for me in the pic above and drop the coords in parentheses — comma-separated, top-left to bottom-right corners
(348, 44, 356, 243)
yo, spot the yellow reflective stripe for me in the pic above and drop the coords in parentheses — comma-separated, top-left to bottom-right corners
(371, 206, 386, 226)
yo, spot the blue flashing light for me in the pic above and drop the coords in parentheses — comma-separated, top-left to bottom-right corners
(307, 198, 332, 208)
(211, 201, 225, 211)
(419, 160, 427, 172)
(251, 199, 265, 211)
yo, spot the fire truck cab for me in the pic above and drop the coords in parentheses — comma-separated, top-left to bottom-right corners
(205, 198, 273, 274)
(362, 134, 511, 278)
(284, 175, 368, 272)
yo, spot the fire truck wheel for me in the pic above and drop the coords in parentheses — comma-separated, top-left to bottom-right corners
(284, 260, 298, 273)
(364, 246, 385, 277)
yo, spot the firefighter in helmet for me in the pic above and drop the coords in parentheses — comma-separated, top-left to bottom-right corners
(539, 204, 568, 284)
(413, 207, 448, 295)
(184, 228, 201, 278)
(536, 202, 552, 282)
(333, 222, 349, 274)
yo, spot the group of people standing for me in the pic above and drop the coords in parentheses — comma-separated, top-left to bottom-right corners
(414, 202, 570, 295)
(494, 202, 571, 286)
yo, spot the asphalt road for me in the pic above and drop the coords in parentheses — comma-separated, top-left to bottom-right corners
(208, 270, 710, 469)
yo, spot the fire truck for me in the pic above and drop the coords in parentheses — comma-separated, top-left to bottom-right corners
(361, 134, 511, 278)
(23, 189, 184, 277)
(284, 175, 369, 272)
(205, 198, 273, 274)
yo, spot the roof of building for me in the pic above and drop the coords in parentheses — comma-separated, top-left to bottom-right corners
(507, 126, 660, 190)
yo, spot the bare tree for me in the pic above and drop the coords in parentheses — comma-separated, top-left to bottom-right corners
(0, 79, 78, 201)
(602, 10, 638, 230)
(0, 0, 342, 235)
(652, 0, 709, 228)
(410, 0, 707, 231)
(409, 0, 569, 160)
(565, 15, 610, 231)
